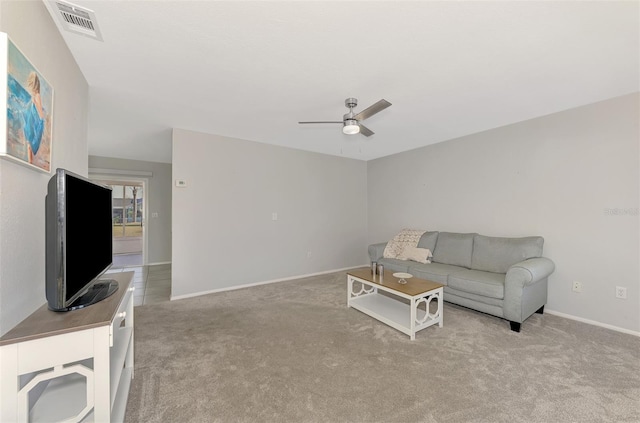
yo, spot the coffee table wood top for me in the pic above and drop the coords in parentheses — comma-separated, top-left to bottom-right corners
(347, 267, 443, 297)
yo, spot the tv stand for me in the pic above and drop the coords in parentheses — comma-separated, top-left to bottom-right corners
(62, 279, 119, 312)
(0, 272, 134, 422)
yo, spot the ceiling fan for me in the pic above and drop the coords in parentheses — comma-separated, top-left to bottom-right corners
(298, 98, 392, 137)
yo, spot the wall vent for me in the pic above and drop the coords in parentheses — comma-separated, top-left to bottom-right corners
(53, 0, 103, 41)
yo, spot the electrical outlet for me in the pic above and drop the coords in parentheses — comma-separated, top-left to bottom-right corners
(615, 286, 627, 299)
(572, 281, 582, 293)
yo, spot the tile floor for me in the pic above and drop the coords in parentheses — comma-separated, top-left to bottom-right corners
(105, 263, 171, 306)
(112, 253, 143, 267)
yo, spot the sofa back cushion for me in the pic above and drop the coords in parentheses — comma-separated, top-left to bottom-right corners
(417, 231, 439, 252)
(471, 235, 544, 274)
(432, 232, 475, 268)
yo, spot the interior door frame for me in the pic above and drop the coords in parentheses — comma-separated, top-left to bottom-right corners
(89, 173, 149, 266)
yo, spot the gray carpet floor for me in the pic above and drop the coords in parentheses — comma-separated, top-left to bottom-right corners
(124, 270, 640, 423)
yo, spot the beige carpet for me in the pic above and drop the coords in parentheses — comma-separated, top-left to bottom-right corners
(124, 271, 640, 423)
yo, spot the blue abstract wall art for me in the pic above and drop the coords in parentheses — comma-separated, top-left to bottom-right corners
(2, 33, 53, 173)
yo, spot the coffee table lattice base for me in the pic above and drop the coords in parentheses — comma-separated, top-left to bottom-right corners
(347, 271, 443, 340)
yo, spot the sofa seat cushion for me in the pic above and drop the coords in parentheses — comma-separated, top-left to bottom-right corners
(407, 262, 467, 285)
(447, 270, 505, 299)
(432, 232, 475, 268)
(471, 234, 544, 274)
(377, 258, 411, 273)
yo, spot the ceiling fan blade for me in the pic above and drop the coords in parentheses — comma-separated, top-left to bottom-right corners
(298, 121, 343, 124)
(353, 99, 392, 121)
(358, 123, 374, 137)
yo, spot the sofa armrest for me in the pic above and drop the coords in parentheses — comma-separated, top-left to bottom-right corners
(506, 257, 555, 287)
(503, 257, 555, 324)
(368, 242, 388, 262)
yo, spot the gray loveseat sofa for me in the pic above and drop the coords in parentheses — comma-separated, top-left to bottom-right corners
(368, 232, 555, 332)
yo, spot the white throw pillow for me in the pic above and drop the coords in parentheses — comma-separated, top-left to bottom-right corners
(382, 228, 427, 259)
(398, 247, 432, 264)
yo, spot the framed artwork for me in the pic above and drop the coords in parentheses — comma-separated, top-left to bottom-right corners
(0, 32, 54, 173)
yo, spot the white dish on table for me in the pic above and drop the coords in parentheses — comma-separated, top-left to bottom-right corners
(393, 272, 412, 284)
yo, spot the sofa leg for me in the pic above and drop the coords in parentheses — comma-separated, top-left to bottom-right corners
(536, 305, 545, 314)
(509, 321, 521, 332)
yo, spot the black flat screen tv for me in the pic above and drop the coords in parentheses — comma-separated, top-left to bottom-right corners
(46, 168, 118, 311)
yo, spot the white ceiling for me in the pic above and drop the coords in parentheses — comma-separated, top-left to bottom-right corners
(44, 1, 639, 163)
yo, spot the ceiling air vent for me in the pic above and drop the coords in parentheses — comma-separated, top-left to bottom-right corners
(53, 0, 103, 41)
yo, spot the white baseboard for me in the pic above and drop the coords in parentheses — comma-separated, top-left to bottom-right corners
(147, 261, 171, 266)
(170, 264, 368, 301)
(546, 309, 640, 337)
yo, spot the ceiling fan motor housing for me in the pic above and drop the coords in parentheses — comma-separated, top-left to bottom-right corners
(344, 98, 358, 120)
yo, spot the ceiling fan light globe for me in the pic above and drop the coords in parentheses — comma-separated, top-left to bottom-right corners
(343, 120, 360, 135)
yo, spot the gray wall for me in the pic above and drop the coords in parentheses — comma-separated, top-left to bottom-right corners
(171, 128, 368, 298)
(0, 1, 89, 335)
(88, 155, 172, 265)
(367, 93, 639, 332)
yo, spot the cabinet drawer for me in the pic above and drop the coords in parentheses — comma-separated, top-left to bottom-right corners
(115, 285, 134, 317)
(110, 285, 134, 346)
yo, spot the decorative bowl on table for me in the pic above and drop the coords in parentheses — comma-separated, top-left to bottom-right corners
(392, 272, 412, 284)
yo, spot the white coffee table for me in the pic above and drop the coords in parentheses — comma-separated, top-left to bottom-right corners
(347, 267, 444, 340)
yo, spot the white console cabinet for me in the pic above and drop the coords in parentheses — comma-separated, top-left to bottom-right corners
(0, 271, 135, 423)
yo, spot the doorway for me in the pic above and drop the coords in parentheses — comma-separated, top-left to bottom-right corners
(91, 176, 148, 268)
(111, 182, 143, 267)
